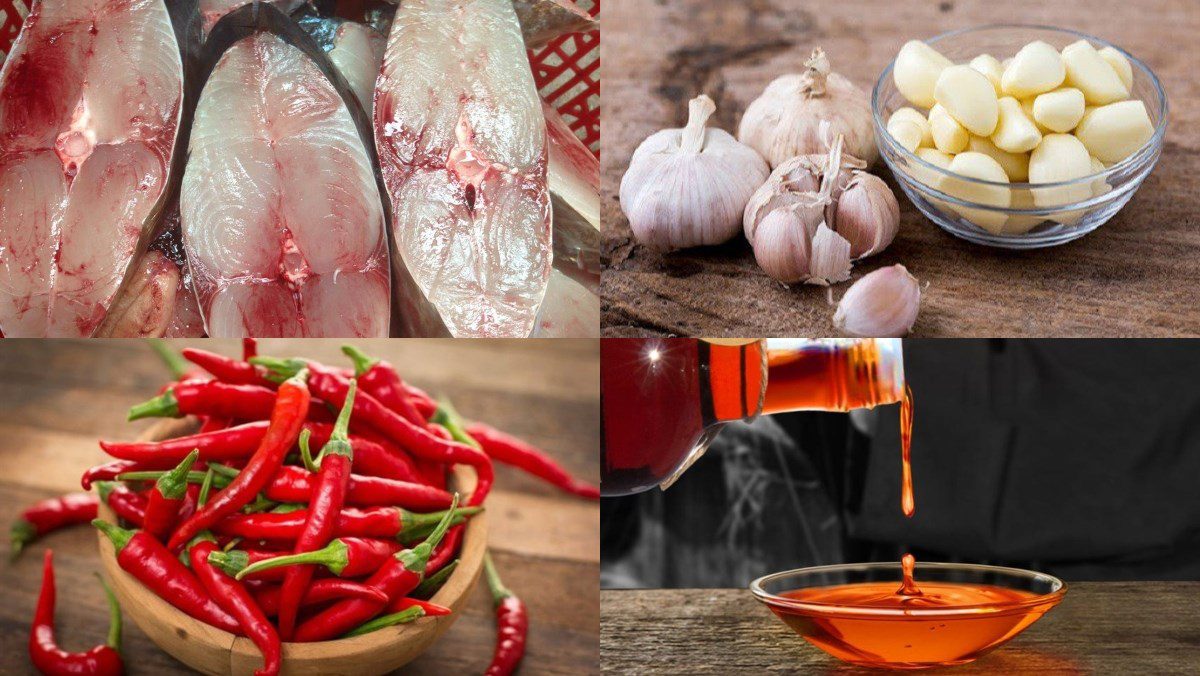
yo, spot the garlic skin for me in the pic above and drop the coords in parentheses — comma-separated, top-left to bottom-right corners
(620, 95, 769, 252)
(834, 265, 921, 337)
(737, 48, 877, 168)
(834, 173, 900, 258)
(743, 143, 864, 243)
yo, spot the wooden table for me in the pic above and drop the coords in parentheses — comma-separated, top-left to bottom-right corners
(601, 0, 1200, 337)
(601, 586, 1200, 673)
(0, 339, 599, 675)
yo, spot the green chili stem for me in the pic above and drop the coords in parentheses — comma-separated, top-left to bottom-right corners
(234, 539, 349, 580)
(127, 390, 179, 421)
(340, 345, 379, 377)
(148, 339, 189, 379)
(95, 572, 123, 651)
(343, 606, 424, 638)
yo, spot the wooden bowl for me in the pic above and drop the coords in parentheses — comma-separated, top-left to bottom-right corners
(96, 418, 487, 675)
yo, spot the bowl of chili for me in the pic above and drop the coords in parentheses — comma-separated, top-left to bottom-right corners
(96, 417, 488, 676)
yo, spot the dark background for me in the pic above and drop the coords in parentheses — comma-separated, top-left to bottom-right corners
(601, 339, 1200, 588)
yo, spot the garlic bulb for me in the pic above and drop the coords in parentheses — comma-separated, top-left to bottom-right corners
(833, 265, 921, 337)
(834, 173, 900, 258)
(738, 48, 877, 168)
(619, 95, 769, 252)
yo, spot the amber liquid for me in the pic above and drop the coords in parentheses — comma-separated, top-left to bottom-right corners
(600, 338, 903, 496)
(768, 581, 1052, 669)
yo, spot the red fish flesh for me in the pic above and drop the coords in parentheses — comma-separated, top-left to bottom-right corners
(376, 0, 551, 337)
(0, 0, 183, 336)
(181, 32, 390, 337)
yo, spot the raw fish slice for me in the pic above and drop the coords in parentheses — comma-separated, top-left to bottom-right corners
(532, 268, 599, 337)
(0, 0, 183, 336)
(379, 0, 597, 49)
(544, 100, 599, 275)
(182, 32, 389, 337)
(328, 22, 385, 116)
(376, 0, 551, 337)
(199, 0, 304, 36)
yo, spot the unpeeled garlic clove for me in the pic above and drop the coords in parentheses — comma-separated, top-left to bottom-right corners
(834, 173, 900, 259)
(751, 206, 818, 283)
(833, 264, 921, 337)
(807, 223, 853, 285)
(743, 134, 863, 242)
(620, 94, 770, 252)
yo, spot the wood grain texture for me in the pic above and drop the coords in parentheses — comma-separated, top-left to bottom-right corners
(0, 339, 598, 675)
(601, 0, 1200, 337)
(601, 586, 1200, 674)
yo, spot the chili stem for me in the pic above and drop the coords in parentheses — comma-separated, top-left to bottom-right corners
(148, 339, 189, 379)
(96, 572, 123, 651)
(343, 606, 424, 638)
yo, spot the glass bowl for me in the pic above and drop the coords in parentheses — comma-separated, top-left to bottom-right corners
(872, 25, 1168, 248)
(750, 562, 1067, 670)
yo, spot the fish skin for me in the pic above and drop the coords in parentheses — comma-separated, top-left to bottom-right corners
(328, 21, 385, 117)
(199, 0, 305, 36)
(0, 0, 183, 337)
(376, 0, 551, 338)
(181, 32, 389, 338)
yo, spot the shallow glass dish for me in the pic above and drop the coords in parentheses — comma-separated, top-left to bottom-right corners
(751, 562, 1066, 670)
(872, 25, 1168, 248)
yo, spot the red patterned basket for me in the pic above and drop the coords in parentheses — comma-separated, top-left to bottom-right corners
(0, 0, 599, 155)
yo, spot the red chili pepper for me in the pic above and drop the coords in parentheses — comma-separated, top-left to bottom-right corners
(220, 465, 452, 510)
(291, 494, 460, 642)
(198, 416, 232, 433)
(95, 483, 148, 527)
(127, 381, 282, 422)
(483, 553, 527, 676)
(82, 461, 151, 490)
(466, 422, 600, 500)
(274, 380, 358, 640)
(304, 423, 422, 484)
(99, 421, 270, 463)
(404, 384, 438, 419)
(167, 371, 310, 552)
(30, 550, 124, 676)
(142, 450, 199, 540)
(341, 345, 425, 425)
(427, 526, 462, 576)
(189, 536, 280, 676)
(213, 505, 479, 542)
(243, 338, 258, 361)
(182, 348, 266, 386)
(252, 359, 493, 507)
(11, 493, 98, 559)
(251, 578, 388, 616)
(92, 520, 240, 633)
(386, 596, 452, 617)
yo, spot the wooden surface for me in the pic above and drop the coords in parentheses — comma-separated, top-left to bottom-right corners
(601, 586, 1200, 674)
(0, 339, 599, 675)
(601, 0, 1200, 337)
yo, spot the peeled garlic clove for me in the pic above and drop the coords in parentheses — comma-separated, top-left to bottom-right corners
(834, 173, 900, 259)
(751, 207, 814, 283)
(1074, 100, 1153, 164)
(806, 223, 852, 286)
(1062, 40, 1129, 105)
(1031, 87, 1086, 133)
(991, 96, 1042, 153)
(935, 65, 1000, 136)
(894, 40, 952, 109)
(739, 48, 877, 167)
(888, 107, 933, 148)
(1098, 46, 1134, 91)
(620, 95, 770, 251)
(1001, 41, 1066, 98)
(969, 54, 1004, 94)
(834, 264, 920, 337)
(939, 152, 1010, 234)
(1028, 133, 1093, 210)
(929, 104, 969, 154)
(968, 135, 1030, 182)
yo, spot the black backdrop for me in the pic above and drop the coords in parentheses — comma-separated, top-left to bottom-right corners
(601, 339, 1200, 588)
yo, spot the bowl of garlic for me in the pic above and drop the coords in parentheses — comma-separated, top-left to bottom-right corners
(872, 24, 1168, 248)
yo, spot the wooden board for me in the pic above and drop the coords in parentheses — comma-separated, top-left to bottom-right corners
(600, 586, 1200, 673)
(601, 0, 1200, 337)
(0, 339, 599, 675)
